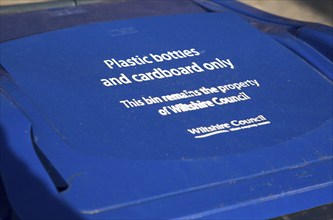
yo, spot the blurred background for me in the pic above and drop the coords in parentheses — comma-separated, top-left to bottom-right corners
(1, 0, 332, 26)
(238, 0, 333, 26)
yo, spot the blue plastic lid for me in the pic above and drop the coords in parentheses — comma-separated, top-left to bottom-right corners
(1, 12, 332, 219)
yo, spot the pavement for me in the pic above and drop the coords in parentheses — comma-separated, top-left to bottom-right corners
(0, 0, 332, 26)
(239, 0, 333, 26)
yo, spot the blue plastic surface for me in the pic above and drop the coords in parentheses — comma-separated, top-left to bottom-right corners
(0, 1, 332, 220)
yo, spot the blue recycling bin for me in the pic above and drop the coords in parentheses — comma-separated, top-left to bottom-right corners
(0, 0, 332, 219)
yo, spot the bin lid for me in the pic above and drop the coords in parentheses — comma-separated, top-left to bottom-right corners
(0, 7, 332, 220)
